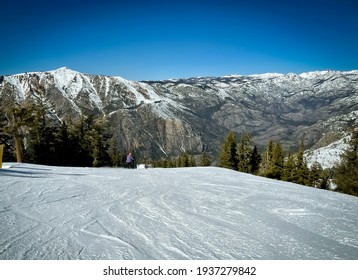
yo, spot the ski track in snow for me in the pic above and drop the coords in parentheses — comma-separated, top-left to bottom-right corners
(0, 164, 357, 260)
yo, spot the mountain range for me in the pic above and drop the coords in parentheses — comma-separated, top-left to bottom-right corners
(1, 67, 357, 163)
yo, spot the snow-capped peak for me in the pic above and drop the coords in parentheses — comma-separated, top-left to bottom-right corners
(49, 67, 81, 90)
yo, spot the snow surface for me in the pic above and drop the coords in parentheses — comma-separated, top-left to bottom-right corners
(0, 164, 357, 260)
(305, 136, 350, 169)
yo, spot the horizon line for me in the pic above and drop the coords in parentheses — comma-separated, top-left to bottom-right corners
(3, 66, 358, 81)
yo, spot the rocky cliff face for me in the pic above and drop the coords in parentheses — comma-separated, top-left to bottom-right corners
(1, 67, 357, 159)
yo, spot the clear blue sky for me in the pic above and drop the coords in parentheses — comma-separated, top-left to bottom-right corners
(1, 0, 357, 80)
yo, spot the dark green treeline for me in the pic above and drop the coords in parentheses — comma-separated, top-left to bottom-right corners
(0, 94, 120, 167)
(218, 131, 331, 190)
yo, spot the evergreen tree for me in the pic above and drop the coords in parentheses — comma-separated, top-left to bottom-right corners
(108, 137, 122, 167)
(259, 140, 285, 179)
(176, 155, 181, 167)
(236, 133, 253, 173)
(162, 159, 170, 168)
(270, 142, 284, 179)
(31, 126, 59, 165)
(1, 100, 38, 162)
(0, 134, 14, 162)
(179, 152, 189, 167)
(309, 161, 330, 189)
(21, 85, 59, 164)
(309, 161, 323, 187)
(250, 145, 261, 174)
(259, 139, 274, 177)
(64, 115, 111, 167)
(152, 159, 162, 168)
(282, 151, 295, 182)
(55, 120, 74, 166)
(319, 170, 330, 190)
(334, 129, 358, 196)
(69, 116, 92, 166)
(293, 140, 310, 185)
(29, 90, 60, 165)
(170, 158, 177, 168)
(189, 154, 196, 167)
(200, 151, 212, 166)
(218, 131, 238, 170)
(86, 116, 111, 167)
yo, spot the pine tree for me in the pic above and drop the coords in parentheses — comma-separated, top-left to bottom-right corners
(293, 140, 310, 185)
(259, 139, 274, 177)
(236, 133, 253, 173)
(218, 131, 238, 170)
(55, 120, 74, 166)
(29, 93, 59, 165)
(270, 142, 284, 179)
(162, 159, 170, 168)
(170, 157, 177, 168)
(282, 151, 295, 182)
(310, 161, 324, 188)
(71, 116, 93, 166)
(67, 115, 112, 167)
(17, 84, 57, 164)
(108, 137, 122, 167)
(189, 154, 196, 167)
(179, 152, 189, 167)
(155, 158, 162, 168)
(308, 161, 330, 189)
(176, 155, 181, 167)
(62, 118, 88, 166)
(31, 126, 59, 165)
(1, 100, 38, 162)
(334, 129, 358, 196)
(319, 169, 330, 190)
(86, 116, 111, 167)
(250, 145, 261, 174)
(259, 140, 285, 179)
(200, 152, 212, 166)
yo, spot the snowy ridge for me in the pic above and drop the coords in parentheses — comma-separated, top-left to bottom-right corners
(49, 67, 103, 110)
(4, 67, 358, 113)
(1, 67, 358, 157)
(114, 76, 148, 105)
(4, 76, 26, 101)
(49, 67, 80, 92)
(305, 135, 350, 169)
(0, 164, 357, 260)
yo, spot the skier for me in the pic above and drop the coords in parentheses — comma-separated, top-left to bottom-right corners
(126, 152, 135, 169)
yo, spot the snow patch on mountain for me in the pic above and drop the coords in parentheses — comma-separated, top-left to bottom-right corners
(48, 67, 103, 110)
(305, 135, 350, 169)
(4, 76, 26, 101)
(249, 73, 285, 79)
(49, 67, 80, 91)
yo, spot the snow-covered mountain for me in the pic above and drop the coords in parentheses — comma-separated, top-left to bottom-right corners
(1, 163, 357, 260)
(1, 67, 358, 159)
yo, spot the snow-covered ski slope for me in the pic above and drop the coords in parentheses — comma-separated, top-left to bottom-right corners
(0, 164, 357, 260)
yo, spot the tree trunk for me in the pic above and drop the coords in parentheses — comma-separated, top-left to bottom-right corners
(14, 132, 22, 163)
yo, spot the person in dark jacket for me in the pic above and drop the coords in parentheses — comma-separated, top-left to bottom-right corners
(126, 152, 135, 169)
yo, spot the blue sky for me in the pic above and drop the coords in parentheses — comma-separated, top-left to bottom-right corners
(1, 0, 357, 80)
